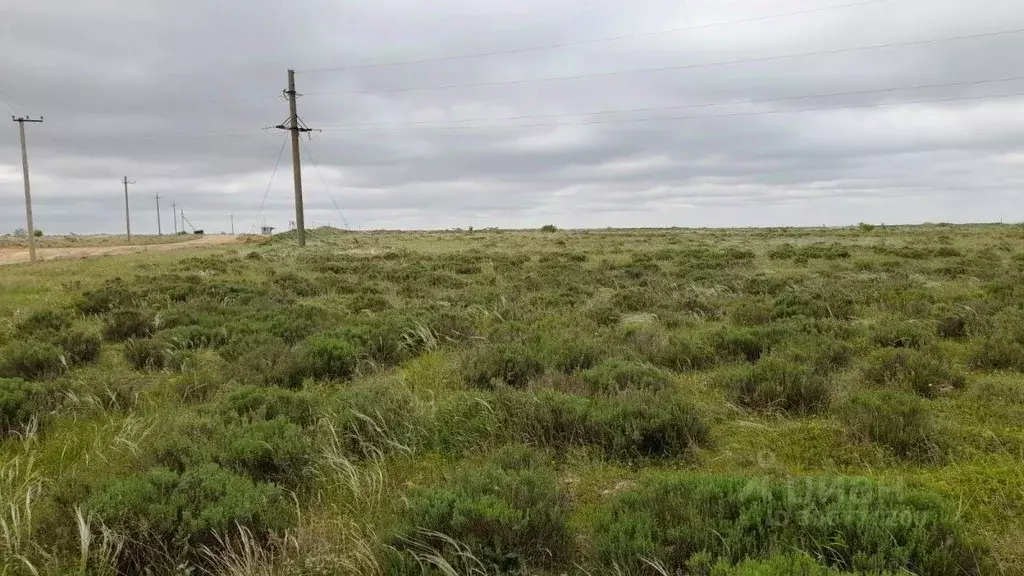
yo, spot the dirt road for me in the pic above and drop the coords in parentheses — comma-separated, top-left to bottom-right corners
(0, 235, 242, 266)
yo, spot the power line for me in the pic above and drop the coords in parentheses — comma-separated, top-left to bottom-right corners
(314, 90, 1024, 133)
(249, 135, 290, 234)
(314, 75, 1024, 130)
(304, 27, 1024, 97)
(303, 141, 351, 230)
(298, 0, 898, 73)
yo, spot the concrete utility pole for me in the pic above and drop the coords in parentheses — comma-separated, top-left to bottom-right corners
(12, 116, 43, 263)
(154, 193, 162, 235)
(171, 201, 178, 234)
(276, 70, 312, 247)
(122, 176, 136, 243)
(230, 213, 235, 235)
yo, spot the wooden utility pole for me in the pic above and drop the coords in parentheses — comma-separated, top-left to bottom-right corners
(13, 116, 43, 263)
(122, 176, 136, 243)
(276, 70, 312, 247)
(154, 193, 162, 235)
(171, 201, 178, 234)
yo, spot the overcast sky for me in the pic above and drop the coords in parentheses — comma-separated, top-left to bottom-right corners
(2, 0, 1024, 234)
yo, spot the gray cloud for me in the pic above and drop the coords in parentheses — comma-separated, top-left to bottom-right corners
(3, 0, 1024, 234)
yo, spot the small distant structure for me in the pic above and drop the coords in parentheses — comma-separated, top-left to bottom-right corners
(261, 226, 275, 236)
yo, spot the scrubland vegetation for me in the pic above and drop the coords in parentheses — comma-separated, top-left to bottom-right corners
(1, 224, 1022, 574)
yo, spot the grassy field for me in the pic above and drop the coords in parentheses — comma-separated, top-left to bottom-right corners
(1, 224, 1022, 575)
(0, 234, 198, 249)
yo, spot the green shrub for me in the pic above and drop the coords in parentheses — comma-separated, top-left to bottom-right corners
(85, 464, 293, 573)
(540, 224, 558, 232)
(498, 389, 709, 460)
(863, 348, 966, 397)
(271, 271, 317, 296)
(0, 340, 64, 380)
(463, 343, 544, 389)
(167, 352, 227, 403)
(218, 418, 311, 485)
(728, 298, 774, 326)
(592, 473, 987, 574)
(392, 445, 571, 572)
(102, 308, 152, 341)
(234, 340, 306, 389)
(870, 319, 933, 349)
(222, 386, 317, 427)
(725, 356, 830, 414)
(775, 336, 854, 375)
(302, 331, 361, 380)
(329, 383, 422, 459)
(57, 329, 102, 365)
(841, 391, 946, 462)
(75, 282, 134, 315)
(640, 331, 717, 371)
(711, 326, 780, 363)
(966, 336, 1024, 371)
(124, 338, 170, 371)
(158, 325, 224, 350)
(16, 308, 73, 335)
(707, 553, 889, 575)
(578, 358, 674, 394)
(0, 377, 51, 434)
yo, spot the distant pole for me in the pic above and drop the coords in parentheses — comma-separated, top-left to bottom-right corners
(122, 176, 136, 243)
(230, 213, 235, 235)
(171, 201, 178, 234)
(154, 193, 162, 235)
(276, 70, 313, 247)
(13, 116, 43, 263)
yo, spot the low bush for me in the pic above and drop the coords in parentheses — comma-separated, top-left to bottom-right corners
(862, 348, 966, 397)
(0, 377, 52, 434)
(16, 308, 73, 335)
(639, 330, 717, 371)
(75, 282, 134, 315)
(234, 339, 307, 388)
(725, 356, 830, 414)
(85, 464, 293, 573)
(218, 417, 312, 485)
(703, 553, 885, 575)
(391, 445, 571, 573)
(966, 336, 1024, 371)
(124, 338, 170, 371)
(841, 391, 946, 462)
(102, 308, 152, 341)
(497, 389, 709, 460)
(578, 358, 674, 394)
(222, 386, 317, 427)
(0, 340, 65, 380)
(328, 383, 422, 459)
(57, 329, 102, 365)
(167, 352, 227, 403)
(870, 318, 933, 349)
(462, 343, 544, 389)
(774, 335, 854, 375)
(158, 325, 225, 350)
(592, 473, 987, 574)
(302, 331, 361, 380)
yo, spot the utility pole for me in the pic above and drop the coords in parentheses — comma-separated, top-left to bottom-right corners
(154, 193, 162, 235)
(276, 70, 312, 246)
(171, 201, 178, 234)
(230, 213, 235, 235)
(122, 176, 136, 243)
(12, 116, 43, 263)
